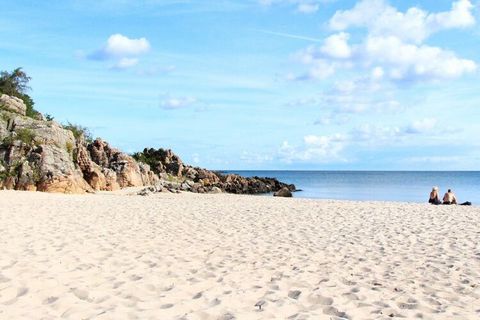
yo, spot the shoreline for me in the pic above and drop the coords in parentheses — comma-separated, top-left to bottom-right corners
(1, 190, 479, 319)
(2, 188, 476, 207)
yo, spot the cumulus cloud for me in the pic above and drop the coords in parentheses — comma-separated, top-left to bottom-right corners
(103, 34, 150, 57)
(320, 32, 352, 59)
(88, 34, 151, 69)
(293, 1, 477, 83)
(160, 95, 197, 110)
(365, 36, 477, 81)
(329, 0, 475, 44)
(279, 134, 348, 163)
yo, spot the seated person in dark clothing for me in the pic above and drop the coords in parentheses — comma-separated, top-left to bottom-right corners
(429, 186, 441, 205)
(443, 189, 457, 205)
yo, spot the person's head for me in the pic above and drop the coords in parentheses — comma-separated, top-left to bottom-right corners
(448, 189, 452, 193)
(432, 186, 438, 192)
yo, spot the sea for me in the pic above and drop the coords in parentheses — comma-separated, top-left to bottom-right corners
(223, 171, 480, 204)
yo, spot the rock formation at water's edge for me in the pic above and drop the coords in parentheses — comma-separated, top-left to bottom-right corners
(0, 94, 295, 194)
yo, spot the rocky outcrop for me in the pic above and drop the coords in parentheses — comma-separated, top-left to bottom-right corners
(0, 109, 93, 193)
(0, 95, 159, 193)
(133, 148, 296, 195)
(134, 148, 184, 177)
(0, 94, 26, 116)
(86, 139, 159, 189)
(0, 93, 294, 195)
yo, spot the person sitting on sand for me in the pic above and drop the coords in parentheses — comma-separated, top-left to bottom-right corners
(443, 189, 457, 205)
(429, 187, 441, 205)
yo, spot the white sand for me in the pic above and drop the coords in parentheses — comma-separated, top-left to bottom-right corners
(0, 190, 479, 319)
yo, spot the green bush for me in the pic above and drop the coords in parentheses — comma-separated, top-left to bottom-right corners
(63, 122, 93, 143)
(15, 128, 36, 145)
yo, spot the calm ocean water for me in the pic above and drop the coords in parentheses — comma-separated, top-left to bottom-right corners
(223, 171, 480, 204)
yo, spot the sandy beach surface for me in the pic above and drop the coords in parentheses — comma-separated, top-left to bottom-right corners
(0, 190, 479, 319)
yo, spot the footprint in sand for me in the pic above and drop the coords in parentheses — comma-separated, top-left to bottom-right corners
(193, 292, 202, 299)
(210, 298, 221, 307)
(323, 306, 348, 318)
(288, 290, 302, 300)
(0, 274, 10, 283)
(219, 312, 235, 320)
(42, 296, 59, 305)
(307, 294, 333, 306)
(17, 287, 28, 297)
(342, 292, 359, 301)
(72, 288, 89, 301)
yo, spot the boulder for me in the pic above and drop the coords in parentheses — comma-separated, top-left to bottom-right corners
(0, 94, 26, 116)
(274, 187, 293, 198)
(86, 139, 159, 189)
(209, 186, 222, 194)
(35, 144, 93, 194)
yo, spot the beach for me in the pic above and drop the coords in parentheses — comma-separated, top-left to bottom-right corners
(0, 190, 479, 319)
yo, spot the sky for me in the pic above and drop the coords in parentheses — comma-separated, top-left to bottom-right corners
(1, 0, 480, 170)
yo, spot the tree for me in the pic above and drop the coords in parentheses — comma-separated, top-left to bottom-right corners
(0, 68, 31, 96)
(0, 68, 39, 118)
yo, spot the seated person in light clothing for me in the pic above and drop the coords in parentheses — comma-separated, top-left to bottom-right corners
(443, 189, 457, 205)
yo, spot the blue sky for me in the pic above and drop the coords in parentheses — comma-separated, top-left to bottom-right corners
(2, 0, 480, 170)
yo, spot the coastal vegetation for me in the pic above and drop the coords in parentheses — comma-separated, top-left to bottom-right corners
(0, 68, 40, 119)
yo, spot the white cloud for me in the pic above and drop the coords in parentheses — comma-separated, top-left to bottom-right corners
(351, 118, 439, 145)
(293, 30, 477, 82)
(365, 36, 477, 81)
(160, 96, 197, 109)
(297, 3, 319, 14)
(279, 134, 348, 163)
(104, 34, 150, 57)
(329, 0, 475, 44)
(320, 32, 352, 59)
(88, 34, 151, 69)
(351, 124, 402, 143)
